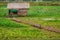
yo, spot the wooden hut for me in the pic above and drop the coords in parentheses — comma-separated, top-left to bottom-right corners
(7, 3, 30, 17)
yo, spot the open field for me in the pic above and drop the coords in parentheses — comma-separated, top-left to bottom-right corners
(28, 6, 60, 18)
(0, 6, 60, 18)
(0, 6, 60, 40)
(0, 18, 60, 40)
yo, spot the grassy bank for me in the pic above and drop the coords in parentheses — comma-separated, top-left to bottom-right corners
(0, 18, 60, 40)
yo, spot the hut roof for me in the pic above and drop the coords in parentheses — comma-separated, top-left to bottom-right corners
(7, 3, 30, 9)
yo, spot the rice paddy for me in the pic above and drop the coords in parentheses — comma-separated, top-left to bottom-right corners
(0, 5, 60, 40)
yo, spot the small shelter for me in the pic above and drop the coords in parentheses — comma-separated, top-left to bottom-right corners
(7, 3, 30, 17)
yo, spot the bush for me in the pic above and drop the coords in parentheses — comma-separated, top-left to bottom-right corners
(30, 2, 60, 6)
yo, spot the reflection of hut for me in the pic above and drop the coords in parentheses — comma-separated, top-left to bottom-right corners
(7, 3, 30, 17)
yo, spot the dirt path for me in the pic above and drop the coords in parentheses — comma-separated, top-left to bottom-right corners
(11, 18, 60, 34)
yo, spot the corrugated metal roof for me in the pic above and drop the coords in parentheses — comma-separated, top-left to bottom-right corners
(7, 3, 30, 9)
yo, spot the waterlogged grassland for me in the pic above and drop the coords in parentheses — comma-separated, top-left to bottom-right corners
(0, 18, 60, 40)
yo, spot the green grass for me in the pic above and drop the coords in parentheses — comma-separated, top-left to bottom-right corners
(0, 9, 8, 17)
(0, 18, 29, 28)
(0, 5, 60, 40)
(28, 6, 60, 18)
(0, 6, 60, 18)
(18, 17, 60, 29)
(0, 18, 60, 40)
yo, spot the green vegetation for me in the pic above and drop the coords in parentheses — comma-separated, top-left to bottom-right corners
(0, 18, 28, 28)
(0, 18, 60, 40)
(28, 6, 60, 18)
(0, 5, 8, 17)
(0, 5, 60, 40)
(30, 2, 60, 6)
(18, 17, 60, 29)
(0, 5, 60, 18)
